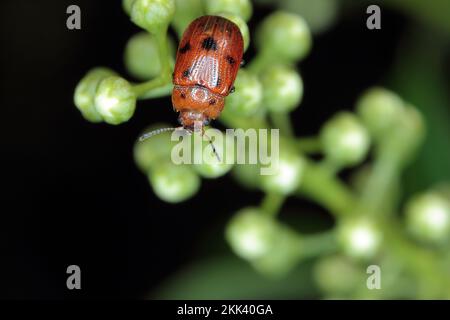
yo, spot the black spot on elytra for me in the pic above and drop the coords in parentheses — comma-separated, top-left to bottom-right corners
(209, 99, 216, 105)
(182, 69, 190, 77)
(180, 92, 186, 99)
(226, 56, 235, 65)
(202, 37, 218, 51)
(216, 77, 221, 87)
(179, 42, 191, 54)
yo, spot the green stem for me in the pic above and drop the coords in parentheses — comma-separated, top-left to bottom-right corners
(270, 112, 294, 137)
(296, 136, 322, 154)
(132, 76, 170, 97)
(297, 159, 357, 217)
(358, 147, 402, 218)
(261, 192, 286, 218)
(300, 230, 338, 259)
(381, 219, 450, 298)
(132, 26, 172, 98)
(139, 83, 173, 99)
(154, 26, 172, 79)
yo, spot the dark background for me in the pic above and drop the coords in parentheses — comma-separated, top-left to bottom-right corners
(0, 0, 412, 299)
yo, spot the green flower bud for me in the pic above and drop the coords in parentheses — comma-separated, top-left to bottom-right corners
(94, 76, 136, 125)
(123, 0, 136, 15)
(260, 65, 303, 113)
(232, 163, 261, 190)
(320, 112, 370, 167)
(382, 105, 425, 167)
(124, 32, 175, 80)
(133, 123, 175, 172)
(172, 0, 204, 37)
(337, 218, 382, 259)
(74, 67, 116, 123)
(148, 162, 200, 203)
(251, 224, 301, 277)
(204, 0, 253, 22)
(279, 0, 339, 34)
(356, 87, 405, 140)
(405, 192, 450, 244)
(256, 11, 312, 63)
(131, 0, 175, 33)
(223, 69, 263, 116)
(313, 255, 363, 295)
(260, 149, 305, 195)
(226, 208, 277, 260)
(191, 129, 234, 178)
(217, 12, 250, 52)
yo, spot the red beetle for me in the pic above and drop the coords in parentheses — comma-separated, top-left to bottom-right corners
(172, 15, 244, 130)
(140, 15, 244, 142)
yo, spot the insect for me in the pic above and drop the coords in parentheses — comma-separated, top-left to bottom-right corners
(140, 15, 244, 156)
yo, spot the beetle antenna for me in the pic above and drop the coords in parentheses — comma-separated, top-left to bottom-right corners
(202, 131, 221, 162)
(139, 127, 177, 142)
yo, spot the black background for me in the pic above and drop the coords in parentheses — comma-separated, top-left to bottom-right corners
(0, 0, 404, 299)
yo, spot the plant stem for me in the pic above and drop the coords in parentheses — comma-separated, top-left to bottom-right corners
(139, 83, 173, 99)
(297, 159, 357, 217)
(261, 192, 285, 218)
(296, 136, 322, 154)
(381, 219, 450, 298)
(300, 230, 338, 259)
(270, 112, 294, 137)
(132, 26, 172, 98)
(358, 149, 400, 217)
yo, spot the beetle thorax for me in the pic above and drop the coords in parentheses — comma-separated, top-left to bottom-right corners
(171, 85, 225, 128)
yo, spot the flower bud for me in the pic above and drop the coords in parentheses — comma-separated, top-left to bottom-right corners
(217, 12, 250, 52)
(279, 0, 338, 34)
(94, 76, 136, 125)
(223, 69, 263, 117)
(383, 105, 425, 167)
(148, 162, 200, 203)
(122, 0, 136, 15)
(256, 11, 312, 63)
(172, 0, 204, 37)
(192, 129, 234, 178)
(204, 0, 253, 22)
(232, 163, 261, 190)
(124, 32, 175, 80)
(74, 67, 116, 123)
(356, 87, 405, 140)
(313, 255, 362, 295)
(251, 224, 301, 277)
(131, 0, 175, 33)
(260, 149, 305, 195)
(260, 65, 303, 113)
(226, 208, 277, 260)
(133, 123, 175, 173)
(405, 192, 450, 244)
(337, 218, 382, 259)
(320, 112, 370, 167)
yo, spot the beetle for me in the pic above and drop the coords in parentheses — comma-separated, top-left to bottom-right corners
(172, 15, 244, 131)
(140, 15, 244, 146)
